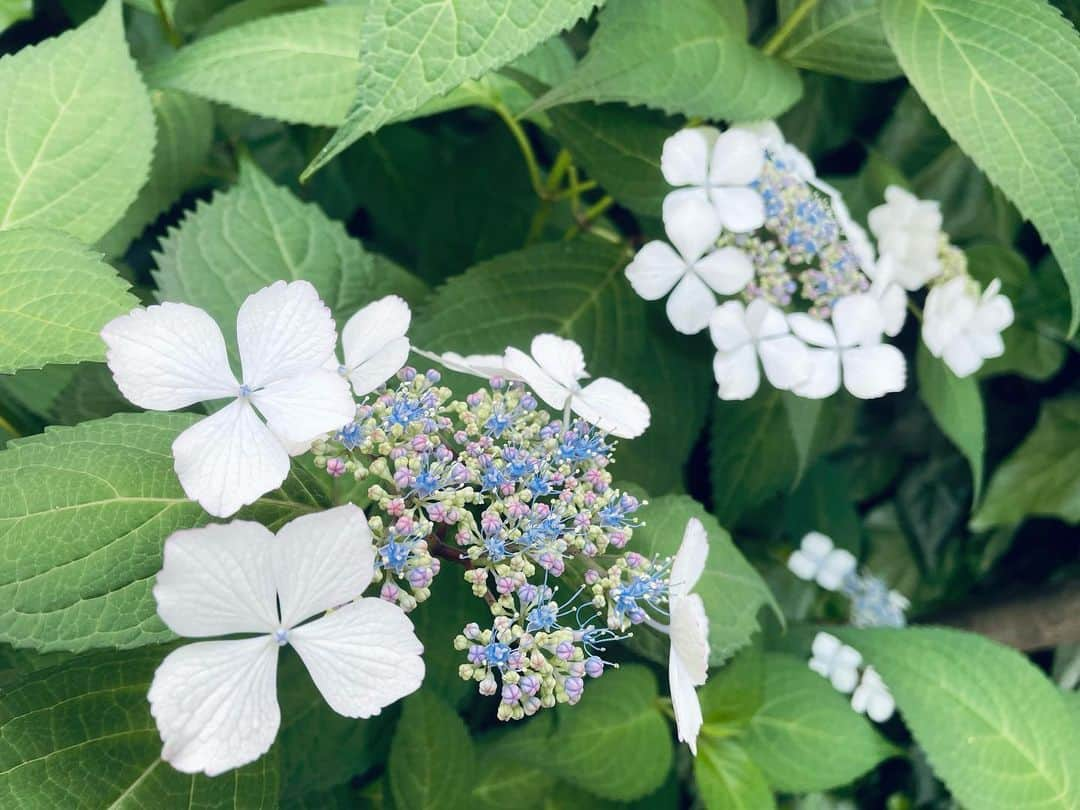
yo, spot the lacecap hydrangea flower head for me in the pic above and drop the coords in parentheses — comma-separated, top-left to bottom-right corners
(102, 285, 715, 773)
(627, 123, 1016, 400)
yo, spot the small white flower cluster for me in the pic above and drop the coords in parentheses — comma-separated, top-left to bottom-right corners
(626, 124, 1015, 400)
(810, 632, 895, 723)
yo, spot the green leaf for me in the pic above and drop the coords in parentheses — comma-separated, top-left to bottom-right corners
(837, 627, 1080, 809)
(305, 0, 602, 177)
(412, 239, 708, 494)
(880, 0, 1080, 334)
(148, 5, 364, 127)
(711, 387, 798, 527)
(0, 0, 155, 243)
(198, 0, 323, 36)
(0, 229, 136, 374)
(0, 412, 329, 652)
(740, 653, 898, 792)
(777, 0, 900, 80)
(695, 740, 776, 810)
(550, 664, 673, 801)
(153, 159, 427, 349)
(548, 103, 677, 217)
(408, 570, 478, 707)
(699, 636, 765, 733)
(388, 691, 475, 810)
(532, 0, 801, 122)
(972, 396, 1080, 529)
(630, 496, 779, 667)
(0, 646, 278, 807)
(784, 458, 862, 553)
(98, 90, 214, 257)
(916, 344, 985, 501)
(0, 0, 31, 34)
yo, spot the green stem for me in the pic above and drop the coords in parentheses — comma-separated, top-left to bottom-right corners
(492, 102, 546, 199)
(564, 195, 615, 239)
(762, 0, 819, 56)
(154, 0, 183, 49)
(907, 298, 924, 322)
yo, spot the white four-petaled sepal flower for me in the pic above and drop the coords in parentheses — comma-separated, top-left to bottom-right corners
(788, 295, 906, 400)
(102, 281, 355, 517)
(867, 186, 943, 291)
(787, 531, 856, 591)
(668, 517, 710, 755)
(149, 505, 425, 776)
(625, 196, 753, 334)
(661, 127, 766, 233)
(808, 631, 862, 694)
(332, 296, 412, 396)
(503, 334, 650, 439)
(922, 276, 1014, 378)
(709, 299, 810, 400)
(851, 666, 895, 722)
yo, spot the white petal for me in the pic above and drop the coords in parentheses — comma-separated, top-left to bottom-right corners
(625, 241, 687, 301)
(340, 297, 412, 395)
(877, 283, 908, 338)
(237, 280, 337, 388)
(273, 504, 376, 628)
(251, 369, 354, 444)
(816, 548, 856, 591)
(693, 247, 753, 295)
(662, 187, 711, 222)
(531, 334, 588, 387)
(792, 347, 841, 399)
(788, 313, 837, 348)
(865, 688, 896, 722)
(503, 347, 570, 410)
(666, 273, 718, 335)
(974, 288, 1014, 334)
(745, 298, 790, 340)
(101, 303, 237, 410)
(711, 186, 766, 233)
(660, 127, 717, 187)
(713, 344, 759, 401)
(172, 399, 290, 518)
(833, 294, 885, 348)
(942, 336, 984, 378)
(290, 598, 425, 718)
(664, 195, 722, 263)
(671, 517, 708, 597)
(573, 377, 651, 439)
(669, 652, 704, 756)
(801, 531, 835, 558)
(670, 593, 709, 686)
(347, 336, 409, 395)
(708, 128, 765, 186)
(149, 638, 279, 776)
(811, 631, 842, 662)
(831, 664, 860, 694)
(759, 335, 811, 391)
(841, 344, 906, 399)
(834, 642, 863, 672)
(413, 348, 512, 380)
(787, 551, 820, 582)
(154, 521, 278, 637)
(708, 300, 751, 352)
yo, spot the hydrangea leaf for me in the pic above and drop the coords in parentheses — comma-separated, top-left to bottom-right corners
(0, 0, 155, 243)
(916, 344, 985, 501)
(740, 653, 899, 792)
(0, 412, 331, 652)
(880, 0, 1080, 335)
(153, 159, 428, 352)
(836, 627, 1080, 809)
(972, 397, 1080, 530)
(388, 690, 476, 810)
(98, 90, 214, 257)
(630, 495, 779, 667)
(776, 0, 900, 81)
(0, 229, 137, 374)
(303, 0, 601, 177)
(695, 740, 776, 810)
(550, 664, 673, 801)
(148, 5, 365, 127)
(0, 0, 31, 34)
(548, 102, 677, 217)
(699, 636, 765, 733)
(531, 0, 802, 121)
(0, 646, 278, 806)
(411, 239, 709, 493)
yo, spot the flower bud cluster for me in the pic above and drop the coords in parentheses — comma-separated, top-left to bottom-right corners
(314, 367, 671, 719)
